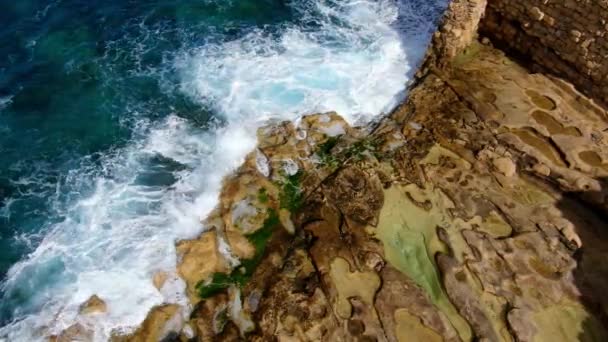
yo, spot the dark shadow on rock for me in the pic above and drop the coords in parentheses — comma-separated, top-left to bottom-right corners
(554, 177, 608, 341)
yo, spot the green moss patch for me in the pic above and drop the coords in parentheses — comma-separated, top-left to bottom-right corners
(315, 135, 380, 168)
(315, 136, 341, 168)
(279, 171, 304, 212)
(257, 187, 269, 204)
(344, 137, 379, 161)
(197, 209, 280, 299)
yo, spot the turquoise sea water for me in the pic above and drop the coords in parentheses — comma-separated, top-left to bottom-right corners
(0, 0, 447, 340)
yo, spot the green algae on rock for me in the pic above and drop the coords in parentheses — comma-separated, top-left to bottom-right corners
(375, 185, 473, 341)
(197, 209, 280, 298)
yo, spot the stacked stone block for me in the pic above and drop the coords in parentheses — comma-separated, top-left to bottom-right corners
(481, 0, 608, 105)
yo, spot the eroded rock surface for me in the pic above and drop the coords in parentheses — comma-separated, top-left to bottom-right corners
(105, 1, 608, 341)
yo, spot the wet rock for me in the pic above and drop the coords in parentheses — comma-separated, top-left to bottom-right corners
(116, 304, 183, 342)
(51, 324, 93, 342)
(176, 231, 229, 302)
(79, 294, 107, 315)
(152, 271, 169, 291)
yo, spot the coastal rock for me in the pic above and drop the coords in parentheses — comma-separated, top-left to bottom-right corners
(79, 294, 107, 315)
(181, 39, 607, 342)
(176, 230, 229, 302)
(50, 324, 93, 342)
(113, 304, 183, 342)
(325, 166, 384, 225)
(152, 271, 169, 291)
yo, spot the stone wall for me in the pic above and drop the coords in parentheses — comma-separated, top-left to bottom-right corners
(480, 0, 608, 106)
(419, 0, 488, 74)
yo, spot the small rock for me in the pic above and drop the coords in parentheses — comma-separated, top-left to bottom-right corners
(50, 323, 93, 342)
(279, 209, 295, 234)
(529, 7, 544, 21)
(79, 295, 107, 315)
(255, 149, 270, 178)
(363, 252, 385, 272)
(533, 163, 551, 176)
(493, 157, 516, 177)
(246, 290, 262, 313)
(409, 122, 423, 131)
(182, 323, 195, 339)
(153, 271, 169, 290)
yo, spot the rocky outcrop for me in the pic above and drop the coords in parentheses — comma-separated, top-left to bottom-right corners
(79, 295, 107, 315)
(102, 1, 608, 341)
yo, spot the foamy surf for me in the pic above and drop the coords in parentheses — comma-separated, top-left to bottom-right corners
(0, 0, 447, 340)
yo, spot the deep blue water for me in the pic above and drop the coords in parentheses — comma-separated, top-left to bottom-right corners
(0, 0, 293, 277)
(0, 0, 448, 339)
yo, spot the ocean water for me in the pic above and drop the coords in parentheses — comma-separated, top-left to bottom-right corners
(0, 0, 448, 340)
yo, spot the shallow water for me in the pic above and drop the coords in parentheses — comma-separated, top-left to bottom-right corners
(0, 0, 448, 340)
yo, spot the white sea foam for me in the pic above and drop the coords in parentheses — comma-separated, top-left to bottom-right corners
(0, 0, 447, 340)
(0, 96, 12, 112)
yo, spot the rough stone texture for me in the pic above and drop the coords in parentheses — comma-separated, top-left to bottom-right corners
(480, 0, 608, 106)
(112, 1, 608, 341)
(420, 0, 488, 73)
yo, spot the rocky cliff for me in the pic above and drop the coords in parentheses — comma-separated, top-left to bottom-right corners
(54, 1, 608, 341)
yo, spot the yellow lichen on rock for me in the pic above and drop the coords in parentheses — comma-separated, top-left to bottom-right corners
(394, 309, 443, 342)
(530, 302, 606, 342)
(225, 230, 256, 260)
(329, 257, 381, 319)
(482, 210, 513, 238)
(375, 184, 473, 341)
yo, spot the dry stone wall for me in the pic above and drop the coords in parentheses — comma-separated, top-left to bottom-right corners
(480, 0, 608, 105)
(420, 0, 488, 72)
